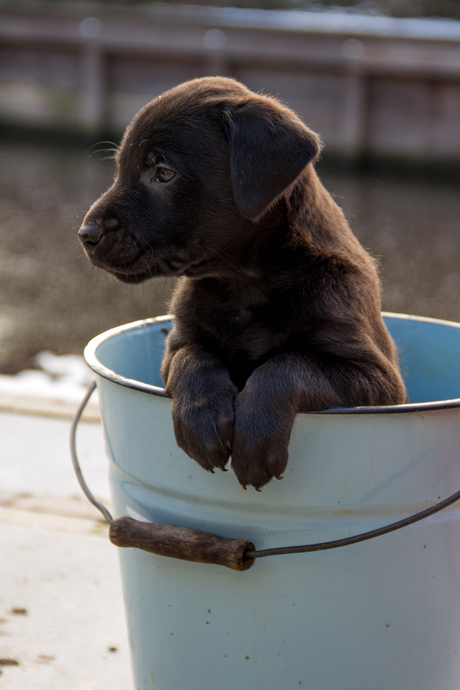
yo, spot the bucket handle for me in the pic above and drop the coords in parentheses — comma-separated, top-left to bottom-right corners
(71, 381, 460, 572)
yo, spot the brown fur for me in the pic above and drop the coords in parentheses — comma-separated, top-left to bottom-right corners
(79, 77, 407, 490)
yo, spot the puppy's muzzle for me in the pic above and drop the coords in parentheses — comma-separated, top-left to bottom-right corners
(78, 217, 119, 254)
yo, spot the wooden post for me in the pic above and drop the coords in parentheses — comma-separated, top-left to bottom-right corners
(203, 28, 228, 77)
(341, 39, 368, 163)
(81, 41, 107, 135)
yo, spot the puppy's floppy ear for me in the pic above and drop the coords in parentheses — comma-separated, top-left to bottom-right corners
(224, 100, 321, 220)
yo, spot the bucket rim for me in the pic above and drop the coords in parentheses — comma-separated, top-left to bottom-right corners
(83, 312, 460, 415)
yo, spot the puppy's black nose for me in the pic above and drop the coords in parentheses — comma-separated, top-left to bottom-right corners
(78, 220, 103, 250)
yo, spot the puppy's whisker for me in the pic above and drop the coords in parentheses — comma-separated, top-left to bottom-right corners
(140, 246, 156, 279)
(206, 246, 242, 273)
(88, 140, 119, 157)
(89, 145, 120, 162)
(199, 246, 212, 271)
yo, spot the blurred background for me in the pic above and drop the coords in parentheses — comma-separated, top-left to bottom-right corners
(0, 0, 459, 374)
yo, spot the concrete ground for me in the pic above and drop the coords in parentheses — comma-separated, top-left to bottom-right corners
(0, 389, 134, 689)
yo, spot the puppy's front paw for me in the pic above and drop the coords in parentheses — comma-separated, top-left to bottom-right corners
(231, 433, 288, 491)
(172, 384, 237, 473)
(231, 393, 294, 490)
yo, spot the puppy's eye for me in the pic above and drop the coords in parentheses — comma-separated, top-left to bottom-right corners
(154, 167, 176, 183)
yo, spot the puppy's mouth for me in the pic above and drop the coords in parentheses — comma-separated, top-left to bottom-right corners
(93, 257, 167, 283)
(105, 254, 221, 283)
(110, 269, 154, 284)
(82, 248, 155, 283)
(88, 249, 192, 283)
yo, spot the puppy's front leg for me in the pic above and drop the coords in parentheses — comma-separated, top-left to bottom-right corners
(231, 353, 342, 490)
(162, 344, 238, 473)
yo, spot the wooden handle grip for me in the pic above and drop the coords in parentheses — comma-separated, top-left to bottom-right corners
(109, 516, 255, 571)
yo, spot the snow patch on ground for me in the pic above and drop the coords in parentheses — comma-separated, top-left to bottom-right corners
(0, 352, 98, 403)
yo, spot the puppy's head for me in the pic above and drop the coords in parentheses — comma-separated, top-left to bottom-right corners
(78, 77, 321, 283)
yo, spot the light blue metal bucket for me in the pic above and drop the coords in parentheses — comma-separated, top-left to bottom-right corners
(78, 313, 460, 690)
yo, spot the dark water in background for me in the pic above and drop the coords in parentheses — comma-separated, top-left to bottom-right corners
(0, 139, 176, 372)
(0, 138, 459, 373)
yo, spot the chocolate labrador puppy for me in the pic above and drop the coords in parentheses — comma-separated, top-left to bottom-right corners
(79, 76, 407, 490)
